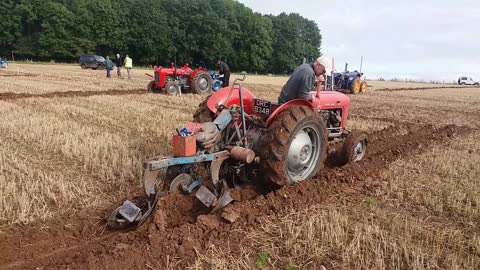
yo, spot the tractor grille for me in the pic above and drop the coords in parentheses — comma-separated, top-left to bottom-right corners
(154, 72, 160, 83)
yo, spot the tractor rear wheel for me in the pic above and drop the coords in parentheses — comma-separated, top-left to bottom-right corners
(260, 106, 328, 186)
(360, 81, 367, 93)
(191, 71, 213, 94)
(193, 94, 214, 122)
(165, 81, 181, 95)
(350, 78, 361, 94)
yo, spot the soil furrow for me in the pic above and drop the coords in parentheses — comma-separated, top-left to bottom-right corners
(0, 124, 471, 269)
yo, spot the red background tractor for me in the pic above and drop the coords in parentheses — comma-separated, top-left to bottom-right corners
(145, 63, 213, 95)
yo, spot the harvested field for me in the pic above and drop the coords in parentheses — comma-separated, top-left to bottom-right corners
(0, 63, 479, 269)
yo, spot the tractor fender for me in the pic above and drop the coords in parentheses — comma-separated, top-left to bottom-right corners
(189, 67, 207, 80)
(265, 99, 314, 127)
(207, 86, 257, 115)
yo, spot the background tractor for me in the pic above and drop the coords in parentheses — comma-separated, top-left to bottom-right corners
(146, 63, 213, 95)
(209, 70, 224, 91)
(109, 74, 368, 229)
(0, 58, 8, 69)
(326, 63, 367, 94)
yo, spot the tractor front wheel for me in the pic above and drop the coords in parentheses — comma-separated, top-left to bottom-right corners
(191, 71, 213, 95)
(341, 132, 367, 164)
(360, 81, 367, 93)
(260, 106, 328, 186)
(165, 81, 181, 95)
(147, 80, 160, 93)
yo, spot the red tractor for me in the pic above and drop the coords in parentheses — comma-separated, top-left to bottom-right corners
(109, 74, 367, 229)
(145, 63, 213, 95)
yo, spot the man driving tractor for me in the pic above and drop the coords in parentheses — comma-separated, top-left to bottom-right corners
(278, 56, 332, 104)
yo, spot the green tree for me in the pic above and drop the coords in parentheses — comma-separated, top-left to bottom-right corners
(0, 0, 321, 73)
(37, 1, 75, 59)
(270, 13, 305, 73)
(0, 0, 20, 56)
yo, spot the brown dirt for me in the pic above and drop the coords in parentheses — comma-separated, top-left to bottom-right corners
(0, 88, 147, 100)
(0, 123, 471, 270)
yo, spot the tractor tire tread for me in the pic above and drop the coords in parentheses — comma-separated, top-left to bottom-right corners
(191, 70, 213, 94)
(193, 95, 215, 123)
(259, 106, 328, 186)
(342, 131, 368, 164)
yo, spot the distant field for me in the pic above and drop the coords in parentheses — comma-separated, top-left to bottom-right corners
(0, 63, 479, 269)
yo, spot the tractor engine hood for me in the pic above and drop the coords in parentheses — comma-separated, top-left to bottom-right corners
(207, 86, 257, 115)
(314, 91, 350, 110)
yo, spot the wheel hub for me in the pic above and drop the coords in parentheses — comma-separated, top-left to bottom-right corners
(287, 127, 320, 182)
(199, 78, 208, 90)
(299, 145, 311, 162)
(353, 140, 366, 161)
(168, 85, 177, 94)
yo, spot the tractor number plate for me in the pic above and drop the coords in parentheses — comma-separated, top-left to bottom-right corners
(254, 99, 272, 115)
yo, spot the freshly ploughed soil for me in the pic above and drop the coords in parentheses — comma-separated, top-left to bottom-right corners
(0, 123, 470, 269)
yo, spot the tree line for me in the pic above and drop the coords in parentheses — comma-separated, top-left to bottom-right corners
(0, 0, 322, 73)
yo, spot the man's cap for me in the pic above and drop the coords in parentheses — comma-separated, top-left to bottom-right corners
(316, 56, 332, 74)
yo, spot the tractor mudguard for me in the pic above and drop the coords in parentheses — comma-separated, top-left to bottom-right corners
(265, 99, 314, 127)
(189, 67, 208, 80)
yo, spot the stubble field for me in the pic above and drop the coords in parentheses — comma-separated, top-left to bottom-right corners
(0, 63, 479, 269)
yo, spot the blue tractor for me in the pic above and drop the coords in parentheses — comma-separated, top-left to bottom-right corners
(209, 70, 224, 91)
(198, 62, 224, 92)
(326, 63, 367, 94)
(0, 58, 8, 69)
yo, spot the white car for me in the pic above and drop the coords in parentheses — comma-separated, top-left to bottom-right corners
(458, 76, 479, 85)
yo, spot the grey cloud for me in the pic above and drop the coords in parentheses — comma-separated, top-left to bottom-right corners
(238, 0, 480, 81)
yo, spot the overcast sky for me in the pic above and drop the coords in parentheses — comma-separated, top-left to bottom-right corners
(238, 0, 480, 81)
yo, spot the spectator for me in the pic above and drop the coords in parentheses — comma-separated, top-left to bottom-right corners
(115, 54, 123, 78)
(105, 56, 114, 78)
(124, 54, 133, 79)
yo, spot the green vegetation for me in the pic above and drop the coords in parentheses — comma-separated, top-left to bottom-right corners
(0, 0, 321, 73)
(255, 250, 269, 268)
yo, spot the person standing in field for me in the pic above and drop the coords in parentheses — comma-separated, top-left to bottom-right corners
(105, 56, 114, 78)
(115, 54, 123, 78)
(216, 59, 230, 87)
(124, 54, 133, 79)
